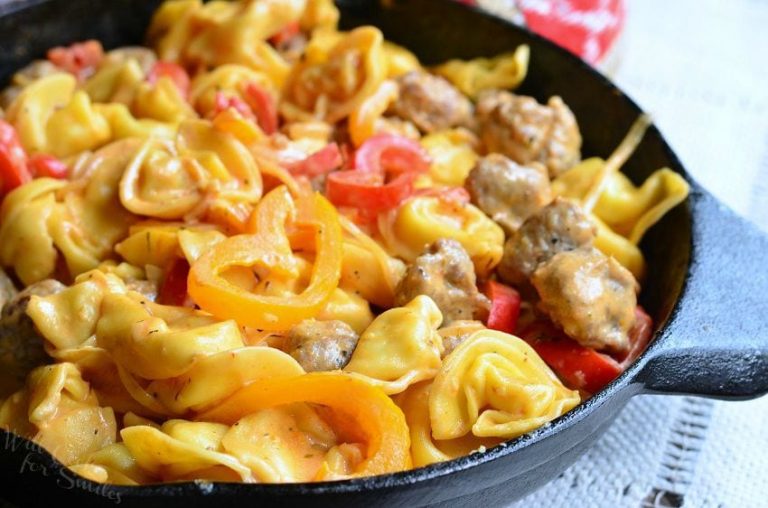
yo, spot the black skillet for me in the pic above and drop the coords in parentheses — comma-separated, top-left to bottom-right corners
(0, 0, 766, 506)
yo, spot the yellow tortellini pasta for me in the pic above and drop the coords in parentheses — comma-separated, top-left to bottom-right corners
(0, 139, 138, 284)
(6, 73, 111, 157)
(119, 119, 262, 224)
(95, 103, 178, 141)
(282, 26, 387, 122)
(147, 347, 304, 414)
(396, 381, 502, 468)
(420, 129, 479, 186)
(383, 41, 422, 78)
(115, 222, 223, 269)
(26, 269, 128, 351)
(148, 0, 305, 88)
(429, 330, 580, 440)
(70, 442, 153, 485)
(316, 287, 374, 335)
(132, 76, 196, 123)
(433, 45, 529, 99)
(344, 296, 443, 394)
(379, 196, 505, 278)
(339, 216, 406, 308)
(0, 363, 116, 466)
(96, 293, 245, 380)
(84, 59, 145, 105)
(121, 420, 254, 482)
(219, 403, 339, 482)
(189, 64, 274, 118)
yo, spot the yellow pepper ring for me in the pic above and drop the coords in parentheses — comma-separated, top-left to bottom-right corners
(188, 187, 342, 330)
(197, 372, 411, 477)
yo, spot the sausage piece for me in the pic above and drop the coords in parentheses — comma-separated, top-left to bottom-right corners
(286, 319, 360, 372)
(476, 90, 581, 178)
(0, 279, 65, 394)
(498, 197, 595, 287)
(531, 248, 638, 353)
(390, 71, 473, 133)
(395, 238, 490, 323)
(438, 320, 486, 357)
(466, 153, 552, 234)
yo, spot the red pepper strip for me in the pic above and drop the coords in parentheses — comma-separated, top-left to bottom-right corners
(47, 40, 104, 80)
(147, 61, 191, 98)
(325, 134, 430, 214)
(28, 154, 68, 179)
(353, 134, 430, 175)
(0, 120, 32, 195)
(520, 321, 622, 394)
(269, 20, 301, 47)
(617, 306, 653, 367)
(158, 258, 192, 307)
(212, 92, 256, 121)
(243, 82, 278, 135)
(326, 170, 418, 214)
(285, 143, 342, 178)
(483, 280, 521, 334)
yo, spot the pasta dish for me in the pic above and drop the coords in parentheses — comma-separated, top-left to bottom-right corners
(0, 0, 689, 485)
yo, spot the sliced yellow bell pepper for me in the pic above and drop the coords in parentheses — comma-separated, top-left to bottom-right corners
(188, 186, 342, 330)
(197, 372, 411, 478)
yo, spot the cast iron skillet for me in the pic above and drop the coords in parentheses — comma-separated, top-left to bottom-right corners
(0, 0, 766, 506)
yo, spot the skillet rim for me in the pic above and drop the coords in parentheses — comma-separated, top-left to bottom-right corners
(0, 0, 698, 498)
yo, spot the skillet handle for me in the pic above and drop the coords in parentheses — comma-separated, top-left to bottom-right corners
(638, 186, 768, 400)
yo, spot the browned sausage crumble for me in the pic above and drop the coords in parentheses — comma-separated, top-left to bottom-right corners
(395, 238, 490, 323)
(476, 90, 581, 178)
(531, 248, 638, 353)
(497, 197, 596, 287)
(390, 71, 474, 133)
(286, 319, 360, 372)
(466, 153, 553, 234)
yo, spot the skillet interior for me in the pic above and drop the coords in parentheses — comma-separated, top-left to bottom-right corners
(0, 0, 693, 506)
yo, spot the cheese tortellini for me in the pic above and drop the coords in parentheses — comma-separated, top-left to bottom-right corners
(0, 363, 117, 466)
(345, 295, 443, 394)
(379, 196, 505, 278)
(429, 329, 580, 440)
(0, 139, 138, 284)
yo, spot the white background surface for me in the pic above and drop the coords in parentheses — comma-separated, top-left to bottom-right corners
(512, 1, 768, 506)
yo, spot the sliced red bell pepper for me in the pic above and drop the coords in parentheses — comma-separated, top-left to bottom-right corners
(353, 134, 430, 175)
(326, 170, 418, 214)
(325, 134, 430, 214)
(520, 321, 623, 394)
(212, 91, 256, 121)
(285, 143, 342, 178)
(47, 40, 104, 80)
(158, 258, 192, 307)
(0, 120, 32, 195)
(28, 154, 68, 179)
(243, 82, 278, 135)
(483, 280, 521, 334)
(269, 20, 301, 47)
(147, 61, 191, 98)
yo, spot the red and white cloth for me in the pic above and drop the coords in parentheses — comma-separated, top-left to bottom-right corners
(459, 0, 625, 68)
